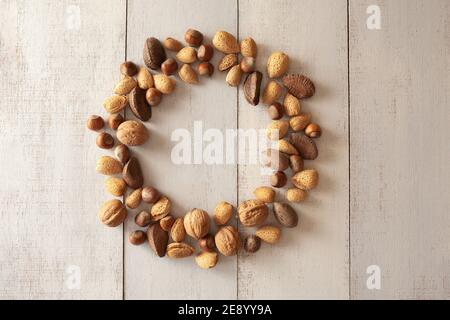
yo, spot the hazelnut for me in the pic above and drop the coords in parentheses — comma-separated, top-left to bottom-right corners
(141, 186, 160, 204)
(198, 234, 216, 252)
(161, 58, 178, 76)
(270, 171, 287, 188)
(120, 61, 138, 77)
(108, 113, 124, 130)
(135, 210, 152, 227)
(86, 115, 104, 131)
(289, 155, 304, 173)
(96, 132, 114, 149)
(197, 62, 214, 77)
(185, 28, 203, 47)
(197, 44, 214, 62)
(145, 88, 162, 107)
(268, 102, 284, 120)
(305, 123, 322, 138)
(240, 57, 256, 73)
(114, 144, 130, 164)
(244, 235, 261, 253)
(129, 230, 146, 245)
(160, 215, 175, 232)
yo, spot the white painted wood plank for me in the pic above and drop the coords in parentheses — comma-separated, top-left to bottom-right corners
(0, 0, 126, 299)
(124, 0, 238, 299)
(350, 0, 450, 299)
(237, 0, 349, 299)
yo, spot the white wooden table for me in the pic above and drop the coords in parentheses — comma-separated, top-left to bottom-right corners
(0, 0, 449, 299)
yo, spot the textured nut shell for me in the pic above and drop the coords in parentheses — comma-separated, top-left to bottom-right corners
(218, 54, 238, 71)
(214, 201, 233, 225)
(195, 251, 218, 269)
(289, 155, 304, 173)
(150, 196, 171, 221)
(290, 113, 311, 131)
(286, 188, 308, 202)
(273, 202, 298, 228)
(105, 177, 127, 196)
(143, 37, 166, 69)
(159, 216, 175, 231)
(243, 71, 262, 106)
(212, 31, 239, 54)
(237, 199, 269, 226)
(163, 37, 183, 52)
(226, 65, 242, 87)
(117, 120, 149, 146)
(292, 169, 319, 191)
(136, 67, 154, 89)
(289, 133, 318, 160)
(283, 93, 301, 116)
(267, 120, 289, 140)
(103, 95, 127, 114)
(184, 209, 210, 240)
(114, 76, 137, 95)
(262, 149, 289, 171)
(154, 74, 176, 94)
(240, 37, 257, 57)
(179, 64, 199, 84)
(170, 217, 186, 242)
(176, 47, 197, 64)
(147, 224, 168, 257)
(244, 235, 261, 253)
(96, 156, 122, 175)
(282, 74, 315, 99)
(277, 140, 299, 155)
(125, 188, 142, 209)
(99, 199, 127, 227)
(262, 81, 283, 105)
(267, 51, 289, 78)
(215, 226, 239, 256)
(167, 242, 195, 258)
(256, 225, 281, 244)
(253, 186, 275, 203)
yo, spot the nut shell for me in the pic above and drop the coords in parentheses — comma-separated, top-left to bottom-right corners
(105, 177, 127, 197)
(114, 144, 130, 164)
(256, 225, 281, 244)
(215, 226, 240, 256)
(161, 58, 178, 76)
(184, 208, 210, 240)
(163, 37, 183, 52)
(99, 199, 127, 227)
(262, 80, 283, 105)
(128, 87, 152, 121)
(179, 64, 199, 84)
(150, 196, 171, 221)
(286, 188, 308, 202)
(125, 188, 142, 209)
(237, 199, 269, 226)
(185, 29, 203, 47)
(218, 54, 238, 71)
(292, 169, 319, 191)
(283, 93, 301, 116)
(289, 133, 318, 160)
(129, 230, 146, 245)
(197, 44, 214, 62)
(214, 201, 233, 225)
(244, 235, 261, 253)
(267, 51, 289, 78)
(170, 217, 186, 242)
(167, 242, 195, 258)
(290, 113, 311, 132)
(282, 74, 315, 99)
(262, 149, 289, 171)
(289, 154, 304, 173)
(86, 115, 104, 131)
(96, 132, 115, 149)
(305, 123, 322, 138)
(240, 37, 257, 57)
(122, 157, 144, 189)
(154, 74, 176, 94)
(273, 202, 298, 228)
(270, 171, 287, 188)
(145, 88, 162, 106)
(226, 65, 242, 87)
(135, 210, 152, 227)
(243, 71, 262, 106)
(141, 186, 161, 204)
(120, 61, 138, 77)
(212, 31, 239, 54)
(277, 140, 299, 156)
(114, 75, 137, 95)
(143, 37, 166, 70)
(117, 120, 149, 146)
(253, 186, 275, 203)
(96, 156, 122, 175)
(195, 251, 218, 269)
(103, 95, 127, 114)
(160, 215, 175, 232)
(147, 224, 168, 257)
(176, 47, 197, 64)
(136, 67, 154, 90)
(108, 113, 124, 130)
(267, 120, 289, 140)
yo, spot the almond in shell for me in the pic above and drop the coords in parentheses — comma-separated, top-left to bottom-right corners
(179, 64, 199, 84)
(226, 65, 242, 86)
(240, 37, 257, 57)
(103, 95, 127, 114)
(218, 54, 238, 71)
(214, 201, 233, 226)
(163, 37, 183, 52)
(125, 188, 142, 209)
(256, 225, 281, 244)
(290, 113, 311, 131)
(277, 140, 299, 155)
(170, 217, 186, 242)
(136, 67, 154, 90)
(213, 31, 239, 54)
(286, 188, 308, 202)
(253, 186, 275, 203)
(150, 196, 171, 221)
(267, 120, 289, 140)
(154, 74, 176, 94)
(114, 76, 136, 95)
(176, 47, 197, 64)
(96, 156, 122, 175)
(262, 80, 283, 105)
(292, 169, 319, 191)
(283, 93, 301, 116)
(267, 51, 289, 78)
(105, 177, 127, 196)
(195, 251, 218, 269)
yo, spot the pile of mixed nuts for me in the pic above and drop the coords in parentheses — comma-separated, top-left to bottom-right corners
(86, 28, 320, 269)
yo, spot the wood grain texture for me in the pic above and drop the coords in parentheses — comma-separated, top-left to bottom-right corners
(350, 0, 450, 299)
(124, 0, 238, 299)
(0, 0, 125, 298)
(237, 0, 349, 299)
